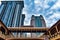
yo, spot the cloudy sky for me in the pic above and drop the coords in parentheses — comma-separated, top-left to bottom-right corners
(22, 0, 60, 27)
(0, 0, 60, 27)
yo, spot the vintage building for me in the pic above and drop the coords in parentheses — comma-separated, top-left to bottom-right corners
(44, 20, 60, 40)
(0, 20, 14, 40)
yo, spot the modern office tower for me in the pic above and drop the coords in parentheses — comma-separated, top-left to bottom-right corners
(0, 1, 24, 27)
(0, 1, 24, 38)
(30, 15, 46, 37)
(31, 15, 46, 27)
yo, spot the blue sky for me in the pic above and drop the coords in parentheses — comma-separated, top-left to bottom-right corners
(22, 0, 60, 27)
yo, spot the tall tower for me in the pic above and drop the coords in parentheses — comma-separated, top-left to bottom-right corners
(0, 1, 24, 27)
(31, 15, 46, 27)
(21, 14, 25, 26)
(0, 1, 24, 37)
(30, 15, 46, 37)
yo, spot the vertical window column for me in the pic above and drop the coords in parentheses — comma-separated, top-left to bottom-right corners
(16, 4, 22, 27)
(3, 3, 12, 26)
(1, 3, 8, 24)
(7, 2, 16, 27)
(0, 4, 7, 19)
(0, 4, 4, 19)
(12, 4, 20, 27)
(18, 7, 22, 26)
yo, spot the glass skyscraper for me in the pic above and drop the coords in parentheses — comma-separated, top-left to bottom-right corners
(0, 1, 25, 37)
(21, 14, 25, 26)
(31, 15, 46, 27)
(0, 1, 24, 27)
(30, 15, 46, 37)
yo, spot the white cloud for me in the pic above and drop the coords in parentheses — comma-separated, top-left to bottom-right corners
(22, 4, 32, 25)
(34, 0, 43, 7)
(46, 10, 53, 15)
(24, 14, 31, 25)
(46, 12, 60, 27)
(43, 4, 50, 9)
(49, 12, 60, 19)
(33, 13, 40, 16)
(22, 11, 30, 25)
(46, 18, 57, 27)
(0, 1, 1, 5)
(51, 0, 60, 9)
(34, 0, 40, 4)
(36, 7, 41, 12)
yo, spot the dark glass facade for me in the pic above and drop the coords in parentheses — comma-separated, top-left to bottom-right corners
(21, 14, 25, 26)
(0, 1, 24, 27)
(31, 15, 46, 27)
(35, 16, 42, 27)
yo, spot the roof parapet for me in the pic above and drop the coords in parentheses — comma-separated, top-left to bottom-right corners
(1, 0, 23, 1)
